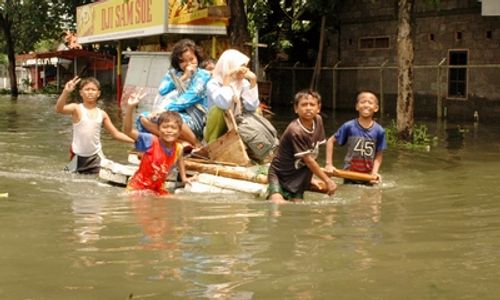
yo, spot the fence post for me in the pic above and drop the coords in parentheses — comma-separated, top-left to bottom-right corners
(436, 58, 447, 119)
(379, 60, 388, 116)
(332, 61, 341, 111)
(292, 62, 299, 96)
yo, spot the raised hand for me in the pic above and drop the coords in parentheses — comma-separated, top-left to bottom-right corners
(230, 66, 248, 77)
(63, 76, 81, 93)
(185, 63, 197, 77)
(127, 88, 147, 107)
(243, 69, 256, 81)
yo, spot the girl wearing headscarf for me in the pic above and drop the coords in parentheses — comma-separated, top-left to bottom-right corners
(204, 49, 260, 143)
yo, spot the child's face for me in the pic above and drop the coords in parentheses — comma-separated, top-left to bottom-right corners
(294, 95, 320, 121)
(179, 49, 198, 72)
(355, 92, 379, 118)
(158, 120, 181, 144)
(79, 82, 100, 102)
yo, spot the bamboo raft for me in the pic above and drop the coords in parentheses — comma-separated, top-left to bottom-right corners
(99, 155, 376, 197)
(99, 110, 376, 196)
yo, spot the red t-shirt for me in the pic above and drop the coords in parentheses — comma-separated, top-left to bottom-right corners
(127, 133, 182, 195)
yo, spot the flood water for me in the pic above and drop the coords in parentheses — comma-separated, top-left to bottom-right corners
(1, 94, 500, 299)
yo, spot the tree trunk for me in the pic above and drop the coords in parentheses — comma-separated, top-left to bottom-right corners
(227, 0, 250, 54)
(0, 12, 19, 97)
(396, 0, 414, 142)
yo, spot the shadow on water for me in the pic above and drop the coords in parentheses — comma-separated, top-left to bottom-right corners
(1, 95, 500, 299)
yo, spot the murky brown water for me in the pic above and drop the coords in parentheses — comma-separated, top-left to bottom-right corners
(1, 94, 499, 299)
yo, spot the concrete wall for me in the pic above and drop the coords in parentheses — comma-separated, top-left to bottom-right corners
(330, 0, 500, 121)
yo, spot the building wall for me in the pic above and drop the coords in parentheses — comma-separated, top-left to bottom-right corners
(323, 0, 500, 121)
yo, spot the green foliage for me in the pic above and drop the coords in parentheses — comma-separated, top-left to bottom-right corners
(34, 39, 59, 53)
(0, 0, 92, 54)
(385, 120, 437, 151)
(246, 0, 344, 63)
(1, 1, 56, 52)
(38, 84, 59, 95)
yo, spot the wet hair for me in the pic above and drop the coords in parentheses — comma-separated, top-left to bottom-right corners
(170, 39, 204, 71)
(355, 90, 379, 104)
(79, 77, 101, 90)
(157, 111, 183, 129)
(293, 89, 322, 106)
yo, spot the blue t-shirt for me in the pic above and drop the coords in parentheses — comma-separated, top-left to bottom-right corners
(135, 132, 177, 157)
(333, 119, 387, 173)
(135, 132, 154, 152)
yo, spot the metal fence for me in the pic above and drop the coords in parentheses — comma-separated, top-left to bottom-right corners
(267, 61, 500, 120)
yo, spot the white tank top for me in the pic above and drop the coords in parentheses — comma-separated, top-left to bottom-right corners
(72, 103, 103, 157)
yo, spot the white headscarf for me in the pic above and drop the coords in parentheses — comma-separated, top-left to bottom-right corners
(212, 49, 250, 95)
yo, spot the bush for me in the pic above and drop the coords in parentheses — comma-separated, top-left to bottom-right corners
(385, 120, 436, 151)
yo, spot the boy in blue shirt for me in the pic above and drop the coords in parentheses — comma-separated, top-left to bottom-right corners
(325, 91, 387, 184)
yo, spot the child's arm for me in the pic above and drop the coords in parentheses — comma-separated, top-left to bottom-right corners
(324, 135, 337, 173)
(370, 151, 383, 184)
(302, 154, 337, 196)
(101, 111, 134, 144)
(124, 92, 145, 141)
(239, 68, 259, 112)
(55, 76, 81, 121)
(176, 156, 191, 184)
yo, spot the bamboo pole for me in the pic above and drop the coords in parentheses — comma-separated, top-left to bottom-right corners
(184, 159, 268, 184)
(323, 168, 377, 182)
(332, 61, 341, 111)
(185, 158, 377, 186)
(311, 15, 326, 90)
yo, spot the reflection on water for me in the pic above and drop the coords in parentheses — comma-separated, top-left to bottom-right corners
(446, 125, 467, 150)
(1, 95, 500, 299)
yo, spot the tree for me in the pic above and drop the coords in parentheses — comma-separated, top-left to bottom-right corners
(396, 0, 440, 142)
(0, 0, 20, 96)
(227, 0, 251, 52)
(0, 0, 92, 97)
(396, 0, 415, 141)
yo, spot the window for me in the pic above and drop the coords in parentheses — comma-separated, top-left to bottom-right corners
(448, 50, 468, 99)
(359, 36, 390, 50)
(486, 30, 492, 39)
(429, 33, 435, 41)
(455, 31, 463, 41)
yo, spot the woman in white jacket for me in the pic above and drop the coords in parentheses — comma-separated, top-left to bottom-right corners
(204, 49, 260, 143)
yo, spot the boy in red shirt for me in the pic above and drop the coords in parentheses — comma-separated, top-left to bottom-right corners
(124, 93, 190, 195)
